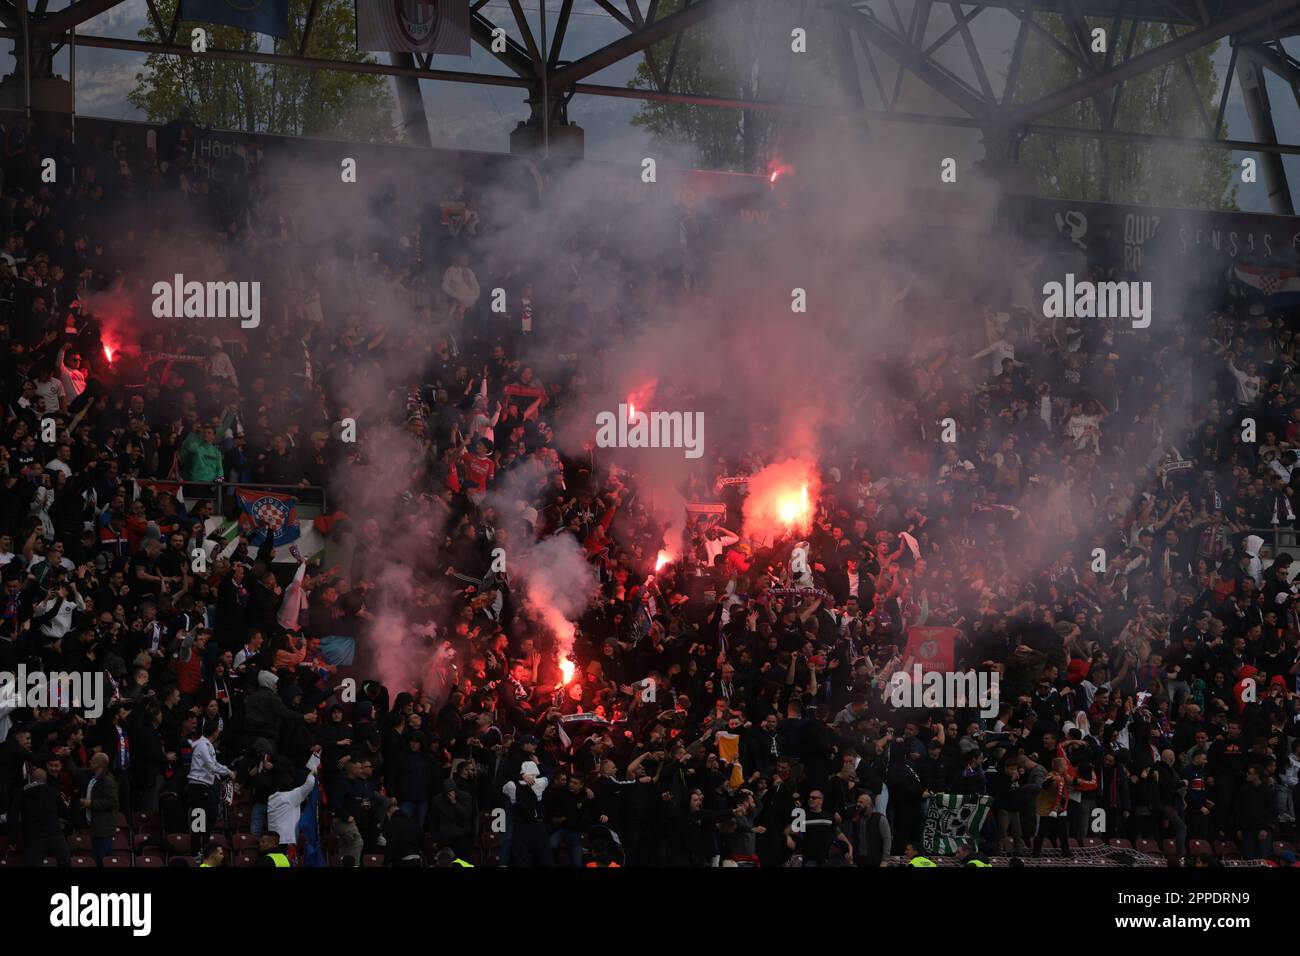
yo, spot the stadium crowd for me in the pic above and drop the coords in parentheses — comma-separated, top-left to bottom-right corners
(0, 113, 1298, 869)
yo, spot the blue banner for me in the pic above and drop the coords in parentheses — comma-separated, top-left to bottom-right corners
(183, 0, 290, 38)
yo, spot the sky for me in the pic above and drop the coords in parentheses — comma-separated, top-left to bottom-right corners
(24, 0, 1300, 212)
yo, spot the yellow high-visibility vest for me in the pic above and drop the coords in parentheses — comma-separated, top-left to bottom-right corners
(267, 852, 291, 867)
(908, 856, 937, 867)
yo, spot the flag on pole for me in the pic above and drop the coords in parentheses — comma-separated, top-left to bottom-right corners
(182, 0, 290, 38)
(355, 0, 471, 55)
(234, 488, 301, 547)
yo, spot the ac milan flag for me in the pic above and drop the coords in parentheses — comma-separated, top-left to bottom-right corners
(904, 625, 960, 673)
(235, 488, 301, 547)
(355, 0, 471, 55)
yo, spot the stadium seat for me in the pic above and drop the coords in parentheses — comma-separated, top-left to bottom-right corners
(233, 833, 257, 852)
(1274, 841, 1296, 857)
(0, 854, 21, 868)
(101, 856, 132, 867)
(231, 807, 252, 830)
(208, 833, 231, 850)
(71, 856, 98, 868)
(166, 833, 193, 856)
(234, 851, 258, 867)
(1213, 840, 1241, 859)
(114, 812, 132, 832)
(362, 854, 384, 867)
(135, 855, 163, 868)
(133, 811, 162, 832)
(111, 831, 133, 852)
(1160, 838, 1178, 857)
(1109, 838, 1133, 849)
(69, 833, 90, 852)
(135, 831, 166, 854)
(1188, 839, 1212, 858)
(1135, 838, 1160, 856)
(1081, 837, 1104, 848)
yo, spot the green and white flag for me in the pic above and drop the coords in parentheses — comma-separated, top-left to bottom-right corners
(921, 793, 992, 855)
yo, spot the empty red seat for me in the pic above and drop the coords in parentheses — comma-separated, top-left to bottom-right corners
(101, 856, 132, 867)
(1109, 838, 1133, 849)
(71, 856, 98, 868)
(234, 851, 258, 867)
(135, 855, 163, 868)
(1135, 838, 1160, 856)
(363, 854, 384, 868)
(166, 833, 192, 856)
(233, 833, 257, 852)
(1214, 840, 1241, 859)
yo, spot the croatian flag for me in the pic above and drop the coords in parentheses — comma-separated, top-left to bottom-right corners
(1234, 264, 1300, 301)
(235, 488, 300, 547)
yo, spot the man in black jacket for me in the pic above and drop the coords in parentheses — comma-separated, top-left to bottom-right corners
(9, 766, 70, 865)
(381, 802, 425, 866)
(1235, 763, 1276, 860)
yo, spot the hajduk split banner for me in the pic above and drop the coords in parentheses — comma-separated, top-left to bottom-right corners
(355, 0, 471, 55)
(921, 793, 992, 855)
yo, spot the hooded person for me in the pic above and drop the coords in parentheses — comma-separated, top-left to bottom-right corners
(243, 668, 306, 747)
(1244, 535, 1265, 588)
(432, 776, 476, 859)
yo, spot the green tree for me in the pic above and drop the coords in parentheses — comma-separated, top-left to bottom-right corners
(628, 0, 776, 172)
(1011, 16, 1237, 209)
(128, 0, 396, 142)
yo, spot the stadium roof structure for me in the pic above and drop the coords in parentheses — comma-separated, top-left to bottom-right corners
(3, 0, 1300, 209)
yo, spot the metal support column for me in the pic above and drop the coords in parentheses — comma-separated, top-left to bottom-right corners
(1239, 47, 1295, 215)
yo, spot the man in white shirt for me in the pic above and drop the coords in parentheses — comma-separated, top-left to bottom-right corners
(703, 526, 740, 564)
(187, 719, 232, 849)
(267, 751, 320, 859)
(32, 367, 66, 415)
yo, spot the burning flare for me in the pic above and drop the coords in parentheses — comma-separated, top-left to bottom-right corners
(655, 549, 672, 572)
(742, 458, 820, 543)
(559, 656, 576, 685)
